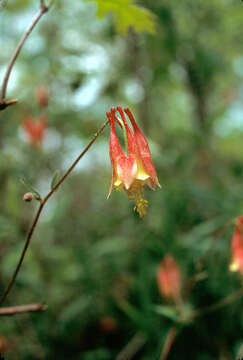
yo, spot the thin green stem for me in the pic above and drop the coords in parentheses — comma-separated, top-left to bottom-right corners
(0, 119, 109, 306)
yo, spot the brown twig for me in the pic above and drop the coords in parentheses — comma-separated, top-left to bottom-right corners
(116, 332, 146, 360)
(191, 287, 243, 319)
(159, 327, 177, 360)
(0, 119, 109, 306)
(0, 1, 50, 110)
(0, 303, 47, 316)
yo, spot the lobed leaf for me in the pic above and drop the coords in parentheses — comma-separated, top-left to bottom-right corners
(83, 0, 156, 34)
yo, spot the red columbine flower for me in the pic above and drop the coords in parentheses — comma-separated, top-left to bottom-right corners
(229, 216, 243, 274)
(22, 114, 47, 147)
(157, 255, 182, 304)
(107, 106, 160, 217)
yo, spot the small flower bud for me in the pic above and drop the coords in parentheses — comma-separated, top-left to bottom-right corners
(35, 85, 48, 107)
(157, 255, 182, 303)
(23, 192, 33, 202)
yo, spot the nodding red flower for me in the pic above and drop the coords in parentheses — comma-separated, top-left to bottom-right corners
(229, 216, 243, 274)
(157, 255, 182, 303)
(22, 114, 47, 147)
(107, 106, 160, 217)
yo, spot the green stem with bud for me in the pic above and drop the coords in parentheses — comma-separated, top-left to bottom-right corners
(0, 119, 109, 306)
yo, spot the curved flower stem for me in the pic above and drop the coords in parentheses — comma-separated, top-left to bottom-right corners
(0, 1, 50, 110)
(0, 119, 109, 306)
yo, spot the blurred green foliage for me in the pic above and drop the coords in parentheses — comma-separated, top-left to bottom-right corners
(0, 0, 243, 359)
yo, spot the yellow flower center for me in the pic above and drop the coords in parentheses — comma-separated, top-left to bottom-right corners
(113, 159, 151, 217)
(229, 259, 239, 272)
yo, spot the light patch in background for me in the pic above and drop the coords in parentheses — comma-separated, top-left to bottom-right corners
(43, 129, 62, 152)
(72, 76, 104, 108)
(13, 11, 36, 33)
(79, 46, 109, 73)
(0, 65, 20, 95)
(61, 43, 109, 74)
(0, 10, 42, 94)
(24, 34, 45, 56)
(124, 79, 144, 104)
(62, 135, 109, 173)
(214, 104, 243, 136)
(41, 137, 109, 222)
(169, 62, 187, 82)
(233, 56, 243, 77)
(62, 29, 83, 51)
(2, 142, 23, 163)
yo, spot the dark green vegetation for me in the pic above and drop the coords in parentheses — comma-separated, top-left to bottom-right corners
(0, 0, 243, 359)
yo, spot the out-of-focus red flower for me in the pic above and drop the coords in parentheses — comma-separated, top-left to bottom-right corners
(107, 106, 160, 217)
(22, 114, 47, 147)
(157, 255, 182, 303)
(229, 216, 243, 274)
(35, 85, 48, 107)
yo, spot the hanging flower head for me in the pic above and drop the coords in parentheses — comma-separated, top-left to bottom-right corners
(107, 106, 160, 217)
(229, 216, 243, 274)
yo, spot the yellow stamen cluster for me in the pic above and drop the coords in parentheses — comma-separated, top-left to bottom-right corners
(127, 180, 149, 217)
(134, 198, 148, 217)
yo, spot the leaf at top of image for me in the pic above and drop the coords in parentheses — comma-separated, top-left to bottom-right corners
(83, 0, 156, 34)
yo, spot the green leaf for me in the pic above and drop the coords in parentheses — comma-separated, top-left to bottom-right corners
(84, 0, 156, 34)
(153, 305, 178, 322)
(50, 170, 61, 190)
(118, 300, 147, 327)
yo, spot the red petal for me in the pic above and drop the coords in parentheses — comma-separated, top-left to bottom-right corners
(117, 155, 137, 190)
(107, 110, 137, 192)
(124, 108, 161, 188)
(231, 218, 243, 273)
(116, 105, 137, 157)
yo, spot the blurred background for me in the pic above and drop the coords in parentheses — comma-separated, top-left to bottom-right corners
(0, 0, 243, 359)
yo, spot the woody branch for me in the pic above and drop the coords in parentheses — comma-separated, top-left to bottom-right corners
(0, 0, 51, 111)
